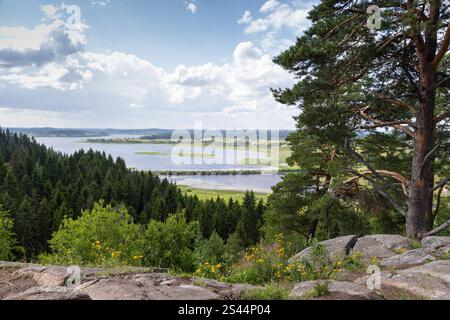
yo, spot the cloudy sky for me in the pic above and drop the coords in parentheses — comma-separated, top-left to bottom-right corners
(0, 0, 317, 129)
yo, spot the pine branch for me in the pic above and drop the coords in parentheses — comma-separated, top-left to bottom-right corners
(344, 170, 409, 196)
(433, 178, 450, 192)
(426, 220, 450, 237)
(344, 169, 408, 218)
(433, 185, 445, 218)
(378, 33, 405, 52)
(360, 107, 417, 138)
(374, 93, 417, 113)
(434, 76, 450, 89)
(434, 110, 450, 123)
(323, 14, 360, 40)
(432, 23, 450, 68)
(343, 141, 408, 217)
(419, 143, 441, 175)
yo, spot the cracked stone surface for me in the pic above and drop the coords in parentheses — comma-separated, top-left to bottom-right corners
(0, 263, 256, 301)
(290, 235, 450, 300)
(292, 235, 358, 263)
(290, 280, 382, 300)
(352, 235, 413, 262)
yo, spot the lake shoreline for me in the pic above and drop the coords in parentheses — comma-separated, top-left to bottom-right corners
(34, 135, 286, 193)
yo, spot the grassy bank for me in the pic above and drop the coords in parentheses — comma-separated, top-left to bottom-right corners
(178, 185, 269, 202)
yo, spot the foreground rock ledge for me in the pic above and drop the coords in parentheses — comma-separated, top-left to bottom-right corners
(291, 280, 382, 300)
(291, 234, 450, 300)
(1, 235, 450, 300)
(0, 262, 255, 301)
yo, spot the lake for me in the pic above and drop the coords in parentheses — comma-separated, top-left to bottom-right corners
(35, 136, 283, 193)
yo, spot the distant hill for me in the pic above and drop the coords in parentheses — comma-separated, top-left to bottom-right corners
(8, 128, 110, 138)
(9, 128, 293, 140)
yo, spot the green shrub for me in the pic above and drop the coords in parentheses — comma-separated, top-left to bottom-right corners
(225, 235, 366, 285)
(0, 207, 17, 261)
(195, 232, 226, 265)
(143, 212, 200, 272)
(223, 232, 244, 264)
(242, 285, 291, 300)
(302, 281, 330, 299)
(226, 266, 264, 285)
(193, 261, 225, 280)
(40, 201, 145, 267)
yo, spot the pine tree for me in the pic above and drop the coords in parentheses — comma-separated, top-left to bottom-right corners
(16, 195, 40, 259)
(0, 152, 6, 186)
(273, 0, 450, 239)
(237, 192, 261, 247)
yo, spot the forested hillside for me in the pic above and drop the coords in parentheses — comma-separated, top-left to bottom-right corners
(0, 128, 264, 262)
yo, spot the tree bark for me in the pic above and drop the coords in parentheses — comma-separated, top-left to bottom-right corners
(406, 1, 440, 239)
(406, 86, 436, 239)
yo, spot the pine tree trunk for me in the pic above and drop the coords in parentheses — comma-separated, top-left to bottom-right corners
(406, 65, 436, 240)
(406, 105, 435, 239)
(405, 0, 441, 240)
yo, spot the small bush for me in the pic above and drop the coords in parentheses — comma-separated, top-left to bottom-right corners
(224, 235, 366, 285)
(411, 241, 422, 250)
(302, 281, 330, 299)
(226, 266, 264, 285)
(194, 232, 226, 265)
(40, 202, 145, 267)
(143, 212, 200, 272)
(193, 261, 224, 280)
(242, 285, 290, 300)
(0, 207, 17, 261)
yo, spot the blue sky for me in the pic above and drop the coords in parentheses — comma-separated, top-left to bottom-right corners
(0, 0, 318, 129)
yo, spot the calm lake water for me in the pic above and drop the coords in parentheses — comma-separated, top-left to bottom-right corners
(35, 136, 283, 193)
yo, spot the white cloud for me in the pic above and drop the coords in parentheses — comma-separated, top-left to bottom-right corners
(129, 103, 144, 108)
(260, 0, 280, 13)
(0, 22, 62, 51)
(163, 41, 294, 117)
(0, 106, 87, 128)
(238, 11, 252, 24)
(244, 3, 310, 34)
(0, 3, 301, 129)
(237, 1, 315, 56)
(91, 0, 111, 7)
(40, 4, 58, 19)
(238, 0, 314, 36)
(0, 4, 88, 90)
(260, 31, 292, 53)
(186, 2, 197, 14)
(233, 42, 263, 62)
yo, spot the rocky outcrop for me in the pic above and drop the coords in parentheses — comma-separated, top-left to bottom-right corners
(5, 286, 91, 301)
(379, 260, 450, 300)
(380, 249, 435, 269)
(0, 262, 255, 301)
(353, 235, 413, 262)
(292, 235, 358, 262)
(290, 235, 450, 300)
(421, 236, 450, 256)
(2, 235, 450, 300)
(290, 280, 381, 300)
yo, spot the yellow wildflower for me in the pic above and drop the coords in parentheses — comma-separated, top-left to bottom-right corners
(111, 251, 121, 258)
(93, 240, 102, 249)
(370, 256, 380, 265)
